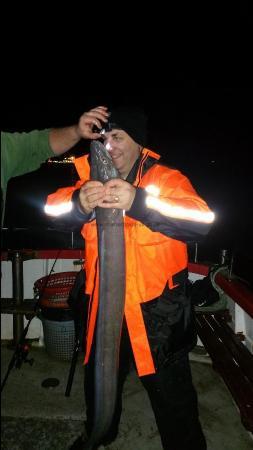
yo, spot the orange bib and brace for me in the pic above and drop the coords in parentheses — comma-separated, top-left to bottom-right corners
(46, 149, 213, 376)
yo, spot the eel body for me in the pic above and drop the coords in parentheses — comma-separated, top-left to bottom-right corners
(83, 140, 126, 449)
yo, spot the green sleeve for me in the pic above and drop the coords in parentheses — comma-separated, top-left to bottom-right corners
(1, 129, 54, 209)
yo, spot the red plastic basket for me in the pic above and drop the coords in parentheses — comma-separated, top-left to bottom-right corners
(34, 271, 78, 309)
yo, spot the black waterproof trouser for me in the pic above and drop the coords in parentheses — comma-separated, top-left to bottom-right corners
(84, 324, 206, 450)
(140, 356, 207, 450)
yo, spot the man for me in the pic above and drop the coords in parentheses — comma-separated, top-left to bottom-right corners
(1, 105, 109, 220)
(46, 106, 214, 449)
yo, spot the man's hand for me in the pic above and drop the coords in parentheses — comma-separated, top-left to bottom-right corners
(78, 181, 106, 214)
(77, 106, 109, 140)
(49, 106, 109, 155)
(98, 179, 136, 211)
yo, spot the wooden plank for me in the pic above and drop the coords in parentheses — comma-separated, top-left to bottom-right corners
(196, 313, 253, 432)
(1, 298, 36, 315)
(211, 315, 253, 383)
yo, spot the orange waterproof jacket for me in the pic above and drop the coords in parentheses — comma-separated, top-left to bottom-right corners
(46, 148, 214, 376)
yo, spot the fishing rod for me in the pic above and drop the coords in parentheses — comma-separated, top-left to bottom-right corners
(1, 250, 62, 393)
(65, 267, 86, 397)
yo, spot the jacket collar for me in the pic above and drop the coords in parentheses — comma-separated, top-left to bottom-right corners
(132, 148, 160, 187)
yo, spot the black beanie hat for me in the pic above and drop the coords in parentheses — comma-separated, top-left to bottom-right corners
(107, 106, 148, 147)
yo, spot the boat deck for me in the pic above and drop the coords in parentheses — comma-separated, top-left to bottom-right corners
(1, 342, 252, 450)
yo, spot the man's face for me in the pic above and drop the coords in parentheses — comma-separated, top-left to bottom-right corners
(103, 129, 141, 179)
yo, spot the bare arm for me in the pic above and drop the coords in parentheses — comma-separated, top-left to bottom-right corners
(49, 106, 109, 155)
(49, 125, 83, 155)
